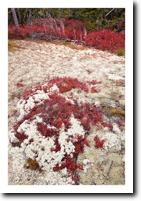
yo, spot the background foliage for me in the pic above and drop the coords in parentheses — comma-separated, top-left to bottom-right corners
(8, 8, 125, 33)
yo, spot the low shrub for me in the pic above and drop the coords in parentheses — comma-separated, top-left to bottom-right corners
(8, 18, 125, 54)
(85, 29, 125, 54)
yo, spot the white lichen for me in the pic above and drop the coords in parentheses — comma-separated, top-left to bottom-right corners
(102, 132, 121, 152)
(112, 123, 121, 134)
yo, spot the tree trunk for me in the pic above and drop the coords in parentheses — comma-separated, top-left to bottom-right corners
(17, 8, 22, 23)
(11, 8, 19, 28)
(29, 9, 32, 25)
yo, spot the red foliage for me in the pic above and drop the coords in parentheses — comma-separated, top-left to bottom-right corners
(94, 135, 106, 149)
(53, 154, 83, 177)
(85, 29, 125, 54)
(8, 25, 31, 39)
(73, 135, 85, 155)
(29, 138, 34, 144)
(11, 76, 114, 184)
(16, 79, 24, 87)
(117, 119, 125, 127)
(50, 138, 61, 152)
(11, 132, 28, 148)
(49, 77, 89, 93)
(80, 115, 91, 131)
(73, 134, 91, 156)
(84, 136, 91, 147)
(101, 121, 113, 130)
(64, 19, 88, 31)
(87, 80, 102, 85)
(91, 86, 100, 93)
(8, 18, 125, 54)
(37, 123, 59, 137)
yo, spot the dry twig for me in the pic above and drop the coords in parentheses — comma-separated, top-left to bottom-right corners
(106, 160, 113, 179)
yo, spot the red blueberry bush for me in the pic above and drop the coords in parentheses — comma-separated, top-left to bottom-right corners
(9, 77, 113, 184)
(85, 29, 125, 54)
(8, 18, 125, 54)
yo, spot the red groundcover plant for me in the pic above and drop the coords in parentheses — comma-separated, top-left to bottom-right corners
(8, 18, 125, 54)
(9, 77, 113, 184)
(94, 135, 106, 149)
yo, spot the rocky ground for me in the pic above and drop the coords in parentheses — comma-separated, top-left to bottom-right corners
(8, 39, 125, 185)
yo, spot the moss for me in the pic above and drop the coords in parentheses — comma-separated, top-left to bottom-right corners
(8, 41, 21, 52)
(117, 49, 125, 56)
